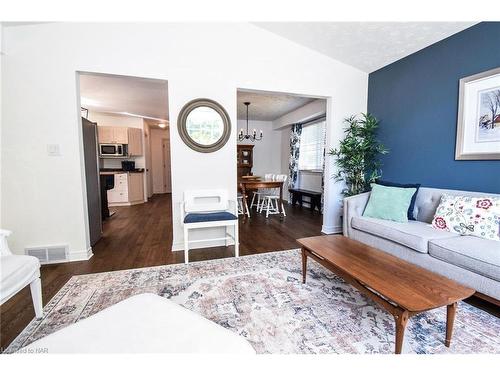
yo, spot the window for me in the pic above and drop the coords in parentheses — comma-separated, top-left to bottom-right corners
(298, 120, 326, 171)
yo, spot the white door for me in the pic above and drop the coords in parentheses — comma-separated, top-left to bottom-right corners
(162, 138, 172, 193)
(145, 128, 154, 198)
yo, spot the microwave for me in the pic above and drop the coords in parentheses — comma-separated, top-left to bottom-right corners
(99, 144, 126, 157)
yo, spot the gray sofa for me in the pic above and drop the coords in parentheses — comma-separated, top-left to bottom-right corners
(343, 187, 500, 301)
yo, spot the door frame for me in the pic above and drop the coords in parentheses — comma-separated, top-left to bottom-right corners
(162, 137, 172, 193)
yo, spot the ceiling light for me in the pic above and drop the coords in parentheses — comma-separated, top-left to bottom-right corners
(238, 102, 263, 142)
(158, 123, 167, 128)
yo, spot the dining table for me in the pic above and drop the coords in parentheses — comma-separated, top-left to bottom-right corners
(238, 177, 285, 220)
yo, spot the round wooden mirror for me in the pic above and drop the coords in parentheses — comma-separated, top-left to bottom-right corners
(177, 98, 231, 153)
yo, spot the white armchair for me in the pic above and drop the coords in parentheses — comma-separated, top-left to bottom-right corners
(0, 229, 43, 318)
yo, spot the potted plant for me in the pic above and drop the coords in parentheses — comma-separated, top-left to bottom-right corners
(328, 113, 388, 197)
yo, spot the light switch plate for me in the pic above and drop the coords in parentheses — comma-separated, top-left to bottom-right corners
(47, 144, 61, 156)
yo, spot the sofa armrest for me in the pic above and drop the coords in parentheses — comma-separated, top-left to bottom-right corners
(343, 192, 370, 237)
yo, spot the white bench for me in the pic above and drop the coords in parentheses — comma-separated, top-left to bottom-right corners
(181, 189, 239, 264)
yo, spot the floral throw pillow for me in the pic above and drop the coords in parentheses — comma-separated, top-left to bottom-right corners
(432, 194, 500, 242)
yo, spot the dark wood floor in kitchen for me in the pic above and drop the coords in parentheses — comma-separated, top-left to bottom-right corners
(0, 193, 324, 349)
(1, 193, 498, 350)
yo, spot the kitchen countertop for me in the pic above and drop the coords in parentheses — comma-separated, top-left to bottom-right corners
(99, 168, 145, 175)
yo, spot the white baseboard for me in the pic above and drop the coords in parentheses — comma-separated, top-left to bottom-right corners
(321, 225, 342, 234)
(67, 247, 94, 262)
(172, 238, 235, 252)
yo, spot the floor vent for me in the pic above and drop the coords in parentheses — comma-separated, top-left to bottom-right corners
(25, 245, 69, 264)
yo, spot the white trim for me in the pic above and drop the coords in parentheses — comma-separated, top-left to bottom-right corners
(108, 200, 145, 207)
(172, 238, 235, 252)
(28, 247, 93, 264)
(67, 247, 94, 262)
(321, 225, 342, 235)
(298, 169, 323, 174)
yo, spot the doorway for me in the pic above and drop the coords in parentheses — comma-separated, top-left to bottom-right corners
(78, 72, 172, 266)
(235, 88, 328, 248)
(146, 123, 172, 195)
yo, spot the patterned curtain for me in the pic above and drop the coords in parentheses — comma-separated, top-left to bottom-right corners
(289, 123, 302, 200)
(320, 121, 327, 213)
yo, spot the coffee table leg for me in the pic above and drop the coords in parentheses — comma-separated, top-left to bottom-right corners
(301, 247, 307, 284)
(394, 310, 409, 354)
(445, 302, 457, 347)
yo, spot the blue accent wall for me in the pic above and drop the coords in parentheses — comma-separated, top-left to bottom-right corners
(368, 22, 500, 194)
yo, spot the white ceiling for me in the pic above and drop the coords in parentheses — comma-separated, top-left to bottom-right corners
(237, 91, 317, 121)
(254, 22, 477, 72)
(79, 73, 169, 121)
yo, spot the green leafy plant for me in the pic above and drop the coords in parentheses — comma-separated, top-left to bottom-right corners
(328, 113, 388, 197)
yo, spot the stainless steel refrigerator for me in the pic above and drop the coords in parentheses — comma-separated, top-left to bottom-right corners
(82, 117, 102, 246)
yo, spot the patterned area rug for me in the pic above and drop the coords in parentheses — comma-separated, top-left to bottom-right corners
(6, 249, 500, 354)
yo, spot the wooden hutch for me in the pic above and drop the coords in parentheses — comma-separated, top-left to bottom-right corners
(237, 145, 254, 178)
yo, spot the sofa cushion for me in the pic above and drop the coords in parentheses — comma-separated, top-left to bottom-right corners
(351, 216, 459, 253)
(429, 237, 500, 282)
(376, 180, 421, 220)
(431, 194, 500, 242)
(363, 184, 417, 223)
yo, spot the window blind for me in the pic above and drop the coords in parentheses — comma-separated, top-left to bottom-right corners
(298, 120, 326, 171)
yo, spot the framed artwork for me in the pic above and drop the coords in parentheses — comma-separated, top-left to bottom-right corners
(455, 67, 500, 160)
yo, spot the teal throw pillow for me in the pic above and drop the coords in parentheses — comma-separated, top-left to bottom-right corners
(363, 184, 417, 223)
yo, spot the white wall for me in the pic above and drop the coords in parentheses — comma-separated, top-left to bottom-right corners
(273, 99, 326, 130)
(1, 23, 367, 257)
(280, 126, 291, 178)
(298, 171, 323, 192)
(237, 120, 282, 177)
(0, 24, 3, 228)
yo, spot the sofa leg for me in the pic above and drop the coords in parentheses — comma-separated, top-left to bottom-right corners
(30, 277, 43, 319)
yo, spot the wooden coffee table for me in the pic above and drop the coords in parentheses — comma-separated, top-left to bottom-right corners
(298, 235, 475, 354)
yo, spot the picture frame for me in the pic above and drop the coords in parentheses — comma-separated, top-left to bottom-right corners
(455, 67, 500, 160)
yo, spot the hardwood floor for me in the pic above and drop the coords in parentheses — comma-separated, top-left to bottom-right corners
(0, 193, 323, 349)
(1, 193, 497, 350)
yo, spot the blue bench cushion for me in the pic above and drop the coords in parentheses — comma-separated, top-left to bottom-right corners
(184, 212, 237, 224)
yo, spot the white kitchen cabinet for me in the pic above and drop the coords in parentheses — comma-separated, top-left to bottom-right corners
(106, 172, 145, 206)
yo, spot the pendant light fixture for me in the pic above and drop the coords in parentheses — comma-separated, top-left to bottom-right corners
(238, 102, 263, 142)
